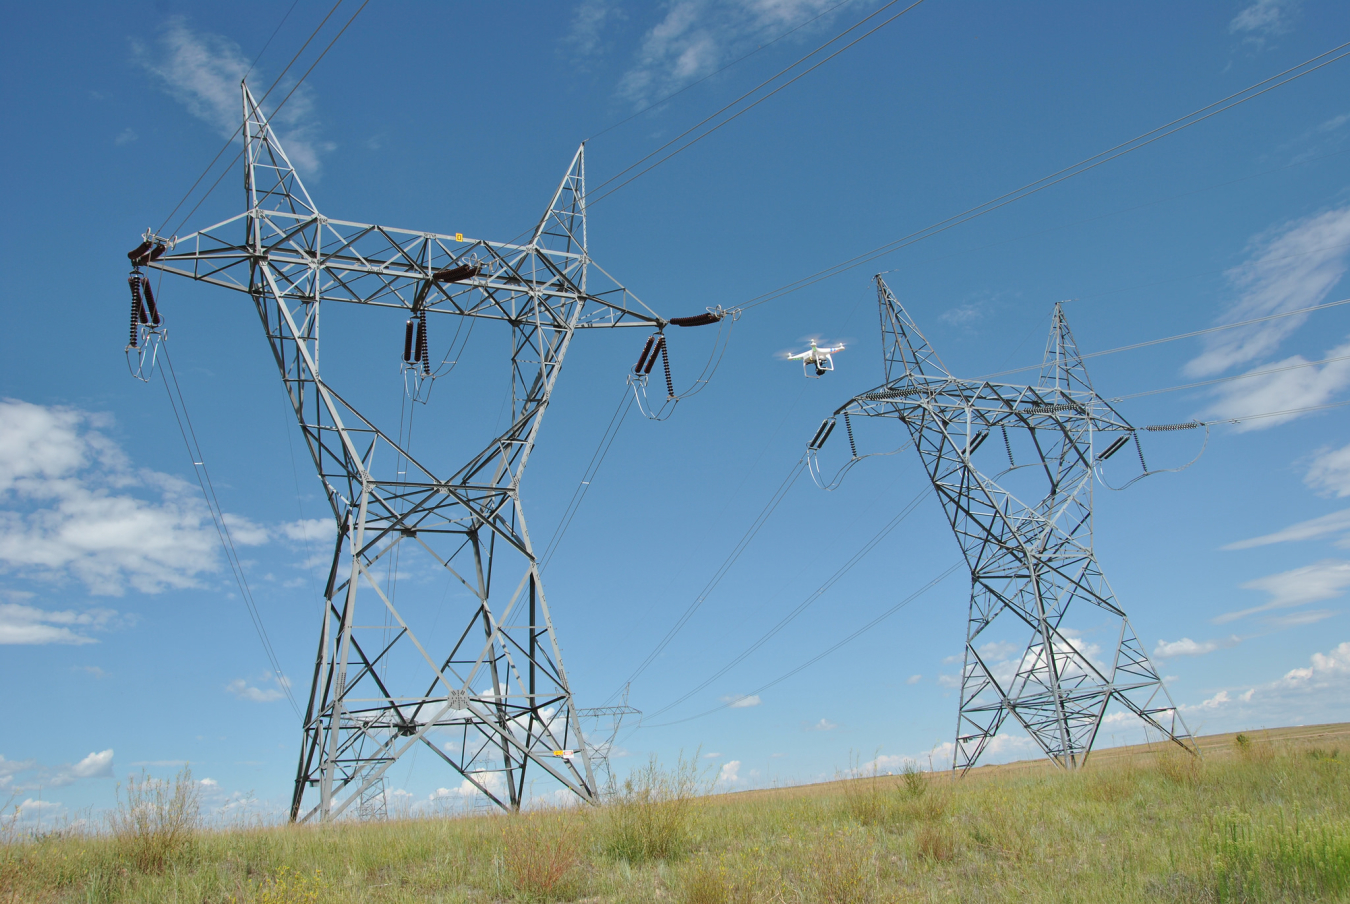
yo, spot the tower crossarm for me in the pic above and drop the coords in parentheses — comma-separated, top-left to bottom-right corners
(148, 216, 663, 329)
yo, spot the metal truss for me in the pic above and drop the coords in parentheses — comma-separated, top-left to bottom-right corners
(577, 685, 640, 792)
(815, 276, 1195, 772)
(137, 84, 684, 821)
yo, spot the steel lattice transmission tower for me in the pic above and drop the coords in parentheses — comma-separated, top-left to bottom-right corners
(816, 276, 1195, 772)
(135, 84, 692, 821)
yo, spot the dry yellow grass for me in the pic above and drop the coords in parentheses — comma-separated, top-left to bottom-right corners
(2, 723, 1348, 903)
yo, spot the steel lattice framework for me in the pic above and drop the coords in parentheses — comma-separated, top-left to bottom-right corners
(818, 276, 1195, 772)
(137, 85, 679, 821)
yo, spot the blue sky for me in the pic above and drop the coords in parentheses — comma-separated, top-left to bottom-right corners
(3, 0, 1350, 822)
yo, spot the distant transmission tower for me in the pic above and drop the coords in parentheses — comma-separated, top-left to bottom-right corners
(812, 276, 1195, 771)
(129, 84, 721, 821)
(577, 685, 640, 791)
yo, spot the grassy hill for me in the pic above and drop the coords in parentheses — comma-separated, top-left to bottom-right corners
(4, 723, 1349, 903)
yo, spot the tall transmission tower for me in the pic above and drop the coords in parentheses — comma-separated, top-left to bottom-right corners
(129, 84, 715, 821)
(811, 276, 1195, 772)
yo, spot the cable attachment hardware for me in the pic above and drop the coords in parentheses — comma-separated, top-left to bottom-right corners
(124, 269, 167, 382)
(629, 307, 740, 421)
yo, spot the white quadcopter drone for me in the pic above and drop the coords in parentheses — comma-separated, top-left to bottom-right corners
(786, 339, 846, 378)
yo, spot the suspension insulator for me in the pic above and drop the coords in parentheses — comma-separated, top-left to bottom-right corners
(809, 418, 836, 450)
(1001, 426, 1015, 467)
(418, 311, 430, 375)
(127, 241, 153, 265)
(1098, 435, 1130, 462)
(127, 275, 143, 347)
(845, 412, 859, 458)
(643, 336, 664, 375)
(1133, 434, 1148, 472)
(668, 312, 721, 327)
(661, 339, 674, 398)
(403, 319, 415, 362)
(633, 336, 656, 374)
(141, 278, 161, 326)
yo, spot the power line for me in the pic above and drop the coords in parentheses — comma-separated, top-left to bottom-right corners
(614, 458, 807, 693)
(539, 388, 633, 571)
(244, 0, 304, 82)
(641, 485, 933, 722)
(981, 295, 1350, 381)
(159, 346, 301, 718)
(1109, 353, 1350, 403)
(642, 562, 960, 729)
(736, 40, 1350, 310)
(156, 0, 349, 235)
(584, 0, 857, 143)
(169, 0, 371, 238)
(587, 0, 928, 206)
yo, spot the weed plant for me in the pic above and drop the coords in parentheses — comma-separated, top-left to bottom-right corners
(2, 732, 1348, 903)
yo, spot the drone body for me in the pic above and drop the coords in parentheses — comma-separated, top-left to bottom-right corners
(787, 339, 845, 377)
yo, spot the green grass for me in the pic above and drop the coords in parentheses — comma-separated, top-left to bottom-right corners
(4, 730, 1350, 903)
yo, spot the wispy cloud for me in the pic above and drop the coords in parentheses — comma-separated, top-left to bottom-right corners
(722, 693, 761, 708)
(1153, 636, 1239, 658)
(567, 0, 627, 58)
(1216, 560, 1350, 623)
(1199, 338, 1350, 430)
(227, 673, 289, 703)
(1306, 443, 1350, 498)
(1230, 0, 1300, 47)
(0, 399, 265, 595)
(616, 0, 843, 106)
(1, 749, 114, 792)
(804, 718, 837, 731)
(0, 602, 122, 645)
(1223, 508, 1350, 550)
(135, 18, 333, 175)
(1186, 207, 1350, 378)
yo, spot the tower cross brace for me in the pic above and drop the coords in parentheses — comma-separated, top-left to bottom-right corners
(135, 84, 681, 820)
(820, 276, 1195, 771)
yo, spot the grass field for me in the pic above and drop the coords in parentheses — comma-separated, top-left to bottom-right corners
(4, 723, 1349, 903)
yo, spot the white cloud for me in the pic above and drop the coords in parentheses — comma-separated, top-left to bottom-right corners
(1217, 560, 1350, 623)
(1199, 338, 1350, 431)
(114, 127, 137, 146)
(1175, 640, 1350, 726)
(1153, 636, 1238, 658)
(279, 518, 335, 544)
(1223, 508, 1350, 549)
(567, 0, 625, 57)
(1186, 207, 1350, 378)
(936, 673, 961, 688)
(616, 0, 842, 105)
(1230, 0, 1299, 42)
(976, 640, 1019, 661)
(1267, 608, 1339, 628)
(136, 18, 333, 175)
(0, 602, 121, 645)
(1306, 444, 1350, 498)
(703, 751, 722, 759)
(68, 750, 114, 781)
(723, 694, 761, 708)
(0, 399, 265, 595)
(1184, 690, 1232, 712)
(226, 677, 284, 703)
(718, 759, 741, 784)
(200, 778, 218, 788)
(805, 718, 837, 731)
